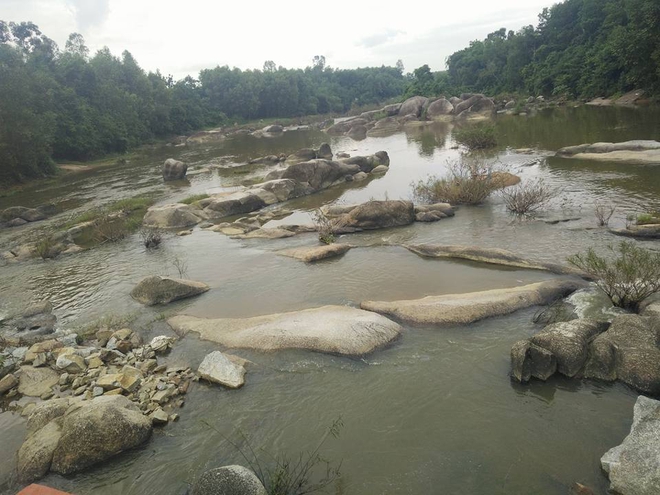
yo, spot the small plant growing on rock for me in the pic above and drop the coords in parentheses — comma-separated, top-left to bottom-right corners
(594, 202, 616, 227)
(94, 214, 130, 243)
(171, 255, 189, 278)
(313, 209, 336, 245)
(568, 241, 660, 312)
(453, 123, 497, 150)
(636, 212, 660, 225)
(500, 178, 557, 215)
(35, 236, 57, 259)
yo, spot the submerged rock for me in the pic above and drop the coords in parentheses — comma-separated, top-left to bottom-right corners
(198, 351, 246, 388)
(404, 244, 587, 277)
(162, 158, 188, 181)
(361, 279, 586, 325)
(130, 276, 210, 306)
(601, 395, 660, 495)
(192, 465, 267, 495)
(278, 244, 351, 263)
(168, 305, 402, 356)
(556, 140, 660, 164)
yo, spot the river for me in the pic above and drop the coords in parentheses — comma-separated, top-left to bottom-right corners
(1, 105, 659, 494)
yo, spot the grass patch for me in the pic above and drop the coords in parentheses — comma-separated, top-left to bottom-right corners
(453, 123, 497, 150)
(637, 212, 660, 225)
(65, 194, 156, 228)
(180, 193, 209, 205)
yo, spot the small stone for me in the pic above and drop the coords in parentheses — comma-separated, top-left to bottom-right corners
(104, 388, 123, 396)
(152, 388, 174, 405)
(150, 407, 169, 425)
(40, 390, 54, 400)
(150, 336, 175, 353)
(92, 386, 104, 397)
(71, 377, 82, 389)
(112, 328, 133, 340)
(73, 385, 86, 396)
(154, 364, 167, 373)
(21, 403, 36, 417)
(169, 413, 179, 422)
(32, 353, 49, 367)
(86, 356, 103, 369)
(96, 328, 113, 346)
(0, 373, 19, 394)
(59, 373, 69, 385)
(56, 352, 87, 374)
(139, 359, 158, 374)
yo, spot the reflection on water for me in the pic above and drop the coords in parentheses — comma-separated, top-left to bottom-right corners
(1, 106, 660, 494)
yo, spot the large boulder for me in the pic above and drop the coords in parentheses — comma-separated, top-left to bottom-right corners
(130, 276, 210, 306)
(511, 320, 609, 382)
(601, 396, 660, 495)
(367, 117, 402, 137)
(198, 351, 246, 388)
(426, 98, 454, 119)
(203, 191, 268, 219)
(281, 159, 359, 192)
(168, 305, 402, 356)
(584, 314, 660, 395)
(162, 158, 188, 181)
(285, 143, 333, 164)
(398, 96, 429, 118)
(326, 118, 368, 135)
(361, 279, 586, 325)
(339, 151, 390, 173)
(142, 204, 206, 228)
(337, 200, 415, 231)
(192, 465, 267, 495)
(18, 396, 152, 482)
(347, 124, 367, 140)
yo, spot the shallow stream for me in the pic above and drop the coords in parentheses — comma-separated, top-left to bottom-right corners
(1, 105, 660, 494)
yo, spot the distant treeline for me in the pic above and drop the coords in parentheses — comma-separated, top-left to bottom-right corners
(405, 0, 660, 100)
(0, 22, 405, 184)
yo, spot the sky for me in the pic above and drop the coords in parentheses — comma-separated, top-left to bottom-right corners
(2, 0, 551, 79)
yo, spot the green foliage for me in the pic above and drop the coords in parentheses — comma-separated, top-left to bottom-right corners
(0, 22, 405, 186)
(453, 124, 497, 150)
(637, 212, 660, 225)
(312, 209, 336, 245)
(35, 236, 57, 259)
(441, 0, 660, 98)
(180, 194, 209, 205)
(412, 156, 498, 205)
(568, 241, 660, 312)
(202, 417, 343, 495)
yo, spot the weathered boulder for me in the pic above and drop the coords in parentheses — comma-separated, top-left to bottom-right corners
(285, 144, 333, 164)
(203, 191, 268, 219)
(367, 117, 402, 137)
(404, 244, 586, 277)
(426, 98, 454, 119)
(347, 124, 367, 140)
(262, 124, 283, 133)
(611, 224, 660, 239)
(278, 244, 351, 263)
(248, 154, 284, 165)
(130, 276, 210, 306)
(601, 395, 660, 495)
(337, 200, 415, 231)
(339, 151, 390, 173)
(1, 206, 46, 224)
(585, 314, 660, 395)
(168, 305, 402, 356)
(49, 395, 152, 475)
(186, 130, 225, 145)
(381, 103, 402, 116)
(317, 143, 333, 159)
(142, 204, 206, 228)
(17, 419, 63, 482)
(281, 159, 359, 192)
(504, 100, 517, 109)
(198, 351, 246, 388)
(326, 118, 368, 135)
(192, 465, 267, 495)
(510, 320, 609, 382)
(162, 158, 188, 181)
(361, 279, 586, 325)
(0, 373, 18, 394)
(399, 96, 429, 118)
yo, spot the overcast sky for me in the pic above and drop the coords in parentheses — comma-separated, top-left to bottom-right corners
(3, 0, 551, 79)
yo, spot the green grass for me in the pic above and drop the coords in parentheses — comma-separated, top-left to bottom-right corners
(453, 123, 498, 150)
(180, 193, 209, 205)
(65, 194, 156, 228)
(637, 212, 660, 225)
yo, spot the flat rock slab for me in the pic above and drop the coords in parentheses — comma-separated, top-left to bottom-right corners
(611, 224, 660, 239)
(361, 279, 586, 325)
(557, 140, 660, 164)
(404, 244, 587, 277)
(602, 396, 660, 495)
(18, 366, 59, 397)
(278, 244, 351, 262)
(168, 305, 402, 356)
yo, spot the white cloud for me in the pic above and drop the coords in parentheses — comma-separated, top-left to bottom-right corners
(1, 0, 551, 78)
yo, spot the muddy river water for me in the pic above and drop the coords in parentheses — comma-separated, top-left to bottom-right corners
(1, 105, 660, 494)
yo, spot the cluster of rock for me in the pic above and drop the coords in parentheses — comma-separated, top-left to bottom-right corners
(326, 94, 496, 139)
(143, 146, 392, 228)
(0, 204, 57, 228)
(511, 302, 660, 395)
(1, 302, 60, 346)
(587, 89, 647, 107)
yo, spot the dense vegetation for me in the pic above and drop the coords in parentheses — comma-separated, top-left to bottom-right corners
(405, 0, 660, 99)
(0, 22, 404, 184)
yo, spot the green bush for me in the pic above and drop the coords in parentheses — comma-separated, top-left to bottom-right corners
(180, 194, 209, 205)
(637, 212, 660, 225)
(453, 124, 497, 150)
(568, 241, 660, 312)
